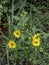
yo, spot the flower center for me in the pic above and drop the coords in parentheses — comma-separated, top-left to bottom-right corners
(16, 32, 19, 35)
(34, 41, 38, 44)
(36, 36, 39, 39)
(11, 43, 14, 46)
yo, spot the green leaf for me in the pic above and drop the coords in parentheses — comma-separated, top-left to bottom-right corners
(13, 16, 20, 20)
(21, 17, 29, 27)
(0, 4, 3, 9)
(23, 17, 29, 23)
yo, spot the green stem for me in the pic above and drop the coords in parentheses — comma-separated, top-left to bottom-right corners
(6, 45, 10, 65)
(35, 47, 38, 57)
(7, 0, 14, 40)
(30, 4, 32, 32)
(12, 0, 14, 24)
(5, 1, 14, 65)
(8, 16, 13, 39)
(11, 0, 14, 39)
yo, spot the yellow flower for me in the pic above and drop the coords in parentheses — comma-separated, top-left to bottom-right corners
(32, 34, 40, 47)
(8, 40, 16, 49)
(32, 39, 40, 47)
(32, 34, 40, 40)
(13, 30, 20, 38)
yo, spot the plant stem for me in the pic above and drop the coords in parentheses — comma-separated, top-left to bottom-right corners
(6, 45, 10, 65)
(6, 1, 14, 65)
(35, 47, 38, 57)
(8, 16, 13, 39)
(12, 0, 14, 24)
(7, 0, 14, 40)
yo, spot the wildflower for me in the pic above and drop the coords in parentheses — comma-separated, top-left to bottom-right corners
(32, 34, 40, 47)
(32, 33, 40, 40)
(8, 40, 16, 49)
(13, 30, 20, 38)
(32, 39, 40, 47)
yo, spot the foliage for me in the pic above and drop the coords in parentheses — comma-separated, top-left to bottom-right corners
(0, 0, 49, 65)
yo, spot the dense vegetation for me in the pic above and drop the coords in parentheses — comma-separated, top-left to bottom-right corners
(0, 0, 49, 65)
